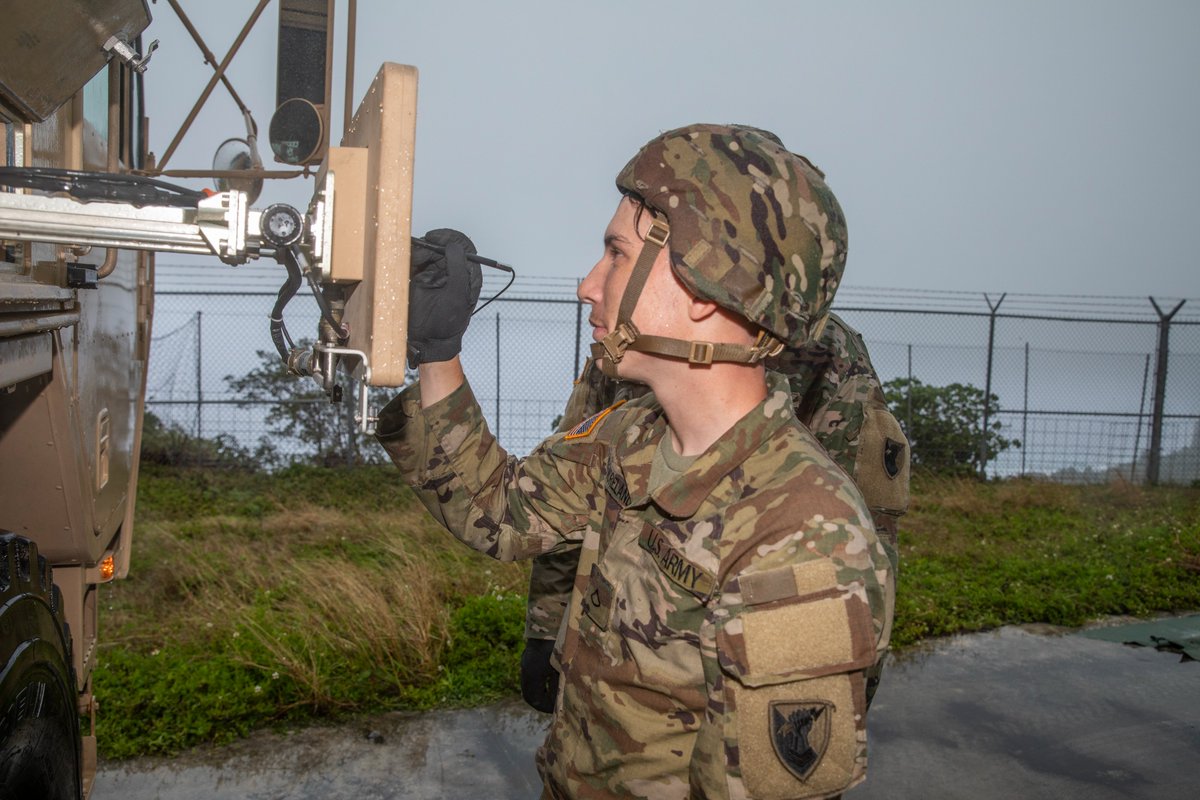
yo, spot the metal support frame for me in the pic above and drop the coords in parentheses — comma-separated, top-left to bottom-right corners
(573, 295, 583, 376)
(0, 190, 261, 263)
(165, 0, 254, 121)
(1021, 341, 1029, 477)
(979, 292, 1006, 478)
(1132, 352, 1152, 482)
(0, 180, 383, 434)
(1146, 296, 1186, 485)
(157, 0, 273, 170)
(344, 0, 358, 139)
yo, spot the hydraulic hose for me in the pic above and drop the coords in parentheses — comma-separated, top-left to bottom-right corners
(270, 248, 303, 362)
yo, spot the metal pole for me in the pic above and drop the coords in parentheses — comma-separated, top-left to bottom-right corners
(979, 293, 1006, 478)
(195, 310, 203, 438)
(906, 343, 913, 437)
(324, 0, 337, 135)
(1021, 341, 1029, 477)
(1132, 352, 1151, 482)
(343, 0, 358, 137)
(164, 0, 255, 119)
(495, 313, 501, 438)
(1147, 297, 1185, 484)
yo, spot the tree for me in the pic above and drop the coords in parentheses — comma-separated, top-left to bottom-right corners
(882, 377, 1018, 475)
(140, 411, 252, 468)
(225, 344, 399, 467)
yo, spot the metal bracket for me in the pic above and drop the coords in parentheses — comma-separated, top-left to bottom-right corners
(196, 191, 252, 264)
(306, 171, 335, 281)
(103, 35, 159, 73)
(313, 343, 377, 434)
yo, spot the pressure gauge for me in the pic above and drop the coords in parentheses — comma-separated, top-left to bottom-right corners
(261, 203, 304, 248)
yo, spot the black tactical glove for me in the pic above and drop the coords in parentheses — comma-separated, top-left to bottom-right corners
(520, 638, 560, 713)
(407, 228, 482, 367)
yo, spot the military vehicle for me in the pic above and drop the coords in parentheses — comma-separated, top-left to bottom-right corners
(0, 2, 426, 795)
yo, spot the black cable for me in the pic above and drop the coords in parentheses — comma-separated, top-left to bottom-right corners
(0, 166, 205, 207)
(270, 248, 304, 363)
(473, 263, 515, 315)
(282, 246, 347, 339)
(410, 236, 517, 315)
(305, 267, 348, 339)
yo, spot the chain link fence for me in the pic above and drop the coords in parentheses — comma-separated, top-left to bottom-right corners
(145, 270, 1199, 484)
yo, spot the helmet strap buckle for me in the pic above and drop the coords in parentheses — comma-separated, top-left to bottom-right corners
(687, 341, 714, 365)
(600, 321, 640, 364)
(644, 220, 670, 248)
(748, 332, 786, 363)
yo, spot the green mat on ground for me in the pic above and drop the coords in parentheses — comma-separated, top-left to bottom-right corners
(1078, 615, 1200, 660)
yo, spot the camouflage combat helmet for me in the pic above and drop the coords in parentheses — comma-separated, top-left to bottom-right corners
(593, 123, 848, 377)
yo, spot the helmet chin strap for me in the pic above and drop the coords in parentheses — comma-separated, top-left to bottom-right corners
(590, 218, 784, 379)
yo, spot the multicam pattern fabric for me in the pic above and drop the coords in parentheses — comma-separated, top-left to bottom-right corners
(376, 372, 893, 799)
(616, 124, 848, 349)
(526, 313, 906, 642)
(526, 365, 651, 639)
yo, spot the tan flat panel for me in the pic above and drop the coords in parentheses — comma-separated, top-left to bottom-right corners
(338, 62, 417, 387)
(316, 146, 368, 284)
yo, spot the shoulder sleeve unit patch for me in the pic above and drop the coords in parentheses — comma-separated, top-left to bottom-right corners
(563, 400, 626, 440)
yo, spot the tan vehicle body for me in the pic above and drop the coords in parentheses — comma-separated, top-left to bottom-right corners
(1, 4, 154, 797)
(0, 3, 415, 796)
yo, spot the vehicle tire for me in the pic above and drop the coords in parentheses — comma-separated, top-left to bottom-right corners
(0, 534, 81, 800)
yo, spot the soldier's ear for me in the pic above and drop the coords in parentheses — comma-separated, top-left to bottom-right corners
(686, 294, 721, 322)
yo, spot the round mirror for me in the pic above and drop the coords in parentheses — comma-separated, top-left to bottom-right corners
(211, 138, 264, 205)
(268, 98, 324, 166)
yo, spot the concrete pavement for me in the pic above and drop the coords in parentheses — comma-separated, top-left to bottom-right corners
(93, 622, 1199, 799)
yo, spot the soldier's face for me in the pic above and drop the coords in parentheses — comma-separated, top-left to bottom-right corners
(579, 197, 640, 345)
(578, 198, 680, 376)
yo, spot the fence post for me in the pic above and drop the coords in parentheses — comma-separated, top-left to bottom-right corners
(1021, 341, 1029, 477)
(495, 312, 501, 438)
(979, 293, 1006, 478)
(906, 343, 913, 436)
(195, 310, 203, 438)
(1132, 352, 1151, 482)
(574, 295, 583, 377)
(1147, 297, 1185, 484)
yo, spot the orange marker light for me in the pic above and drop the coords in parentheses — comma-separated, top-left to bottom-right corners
(99, 556, 115, 581)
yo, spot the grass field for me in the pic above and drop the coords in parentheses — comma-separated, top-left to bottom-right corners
(93, 466, 1200, 758)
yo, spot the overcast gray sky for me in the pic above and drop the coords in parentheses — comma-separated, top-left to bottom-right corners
(146, 0, 1199, 301)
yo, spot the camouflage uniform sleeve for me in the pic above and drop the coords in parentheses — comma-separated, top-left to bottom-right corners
(691, 464, 892, 799)
(375, 377, 598, 561)
(525, 360, 603, 640)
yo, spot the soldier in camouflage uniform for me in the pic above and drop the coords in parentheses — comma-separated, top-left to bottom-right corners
(522, 314, 909, 713)
(378, 124, 895, 799)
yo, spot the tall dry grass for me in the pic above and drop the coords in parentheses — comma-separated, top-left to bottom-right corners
(105, 498, 528, 710)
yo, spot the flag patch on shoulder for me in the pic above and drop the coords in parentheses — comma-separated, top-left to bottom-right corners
(564, 401, 626, 440)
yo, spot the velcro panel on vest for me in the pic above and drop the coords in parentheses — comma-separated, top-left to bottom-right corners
(719, 560, 873, 799)
(719, 563, 876, 687)
(740, 559, 841, 606)
(853, 399, 910, 518)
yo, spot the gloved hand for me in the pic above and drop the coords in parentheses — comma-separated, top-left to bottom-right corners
(407, 228, 482, 367)
(520, 638, 560, 713)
